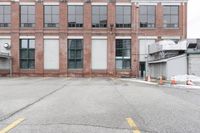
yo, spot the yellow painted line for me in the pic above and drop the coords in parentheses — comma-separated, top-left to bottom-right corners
(0, 118, 25, 133)
(126, 118, 141, 133)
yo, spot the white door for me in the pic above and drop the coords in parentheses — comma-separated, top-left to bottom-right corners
(44, 39, 59, 69)
(92, 39, 107, 70)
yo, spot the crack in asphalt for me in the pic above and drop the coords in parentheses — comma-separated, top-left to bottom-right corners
(0, 82, 69, 122)
(0, 122, 156, 133)
(111, 79, 159, 133)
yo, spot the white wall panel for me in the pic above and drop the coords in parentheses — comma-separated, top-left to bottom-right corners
(0, 39, 11, 55)
(0, 39, 11, 70)
(92, 39, 107, 70)
(139, 39, 155, 62)
(44, 39, 59, 70)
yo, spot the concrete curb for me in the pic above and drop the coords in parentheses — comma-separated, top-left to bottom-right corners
(120, 78, 200, 90)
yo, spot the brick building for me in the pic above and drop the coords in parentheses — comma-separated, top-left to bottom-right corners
(0, 0, 187, 77)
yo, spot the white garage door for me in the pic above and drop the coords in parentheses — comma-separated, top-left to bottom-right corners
(92, 39, 107, 70)
(44, 39, 59, 69)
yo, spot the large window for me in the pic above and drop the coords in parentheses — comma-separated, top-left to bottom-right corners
(163, 5, 179, 28)
(20, 39, 35, 69)
(0, 6, 11, 27)
(140, 5, 155, 28)
(20, 5, 35, 27)
(44, 5, 59, 27)
(68, 39, 83, 69)
(68, 6, 83, 27)
(116, 39, 131, 69)
(92, 5, 107, 28)
(116, 6, 131, 28)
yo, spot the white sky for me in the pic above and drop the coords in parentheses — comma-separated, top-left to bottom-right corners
(187, 0, 200, 38)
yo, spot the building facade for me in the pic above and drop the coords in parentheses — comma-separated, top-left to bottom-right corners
(0, 0, 187, 77)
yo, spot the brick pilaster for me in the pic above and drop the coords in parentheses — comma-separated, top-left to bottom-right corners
(35, 2, 44, 75)
(11, 2, 20, 75)
(107, 2, 116, 76)
(83, 3, 92, 76)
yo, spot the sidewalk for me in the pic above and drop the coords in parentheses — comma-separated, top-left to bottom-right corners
(120, 78, 200, 90)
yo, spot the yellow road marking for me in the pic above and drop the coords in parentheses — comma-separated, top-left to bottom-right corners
(126, 118, 141, 133)
(0, 118, 25, 133)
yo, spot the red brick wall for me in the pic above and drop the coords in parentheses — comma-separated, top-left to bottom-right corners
(0, 0, 187, 77)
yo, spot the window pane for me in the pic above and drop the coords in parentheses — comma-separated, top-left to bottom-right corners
(124, 6, 131, 15)
(140, 6, 147, 14)
(28, 6, 35, 14)
(45, 6, 51, 14)
(116, 60, 123, 69)
(29, 40, 35, 48)
(69, 50, 76, 59)
(100, 6, 107, 15)
(116, 39, 131, 69)
(52, 15, 59, 23)
(164, 6, 171, 14)
(123, 60, 130, 69)
(171, 6, 178, 14)
(21, 40, 28, 48)
(45, 15, 51, 23)
(4, 15, 10, 23)
(76, 15, 83, 23)
(68, 6, 75, 14)
(148, 6, 155, 15)
(76, 60, 82, 68)
(20, 50, 28, 59)
(69, 40, 76, 49)
(28, 15, 35, 23)
(69, 61, 75, 68)
(116, 15, 123, 23)
(163, 16, 170, 24)
(4, 6, 10, 14)
(116, 6, 123, 15)
(29, 50, 35, 59)
(93, 15, 99, 24)
(20, 60, 28, 69)
(21, 15, 27, 23)
(0, 15, 3, 23)
(123, 50, 130, 57)
(29, 60, 35, 69)
(171, 15, 178, 23)
(0, 6, 3, 13)
(68, 14, 75, 22)
(21, 6, 27, 14)
(100, 15, 107, 24)
(76, 6, 83, 14)
(92, 6, 99, 15)
(68, 39, 83, 69)
(148, 15, 155, 23)
(20, 39, 35, 69)
(124, 15, 131, 24)
(52, 6, 59, 14)
(116, 50, 123, 56)
(76, 50, 82, 58)
(140, 15, 147, 23)
(76, 40, 83, 49)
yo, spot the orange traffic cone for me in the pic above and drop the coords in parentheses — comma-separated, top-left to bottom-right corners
(159, 76, 163, 85)
(171, 77, 176, 85)
(147, 75, 151, 82)
(186, 80, 193, 85)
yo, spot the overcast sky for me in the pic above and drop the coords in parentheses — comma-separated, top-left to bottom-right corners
(188, 0, 200, 38)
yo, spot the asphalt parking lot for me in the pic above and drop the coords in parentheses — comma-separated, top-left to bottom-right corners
(0, 77, 200, 133)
